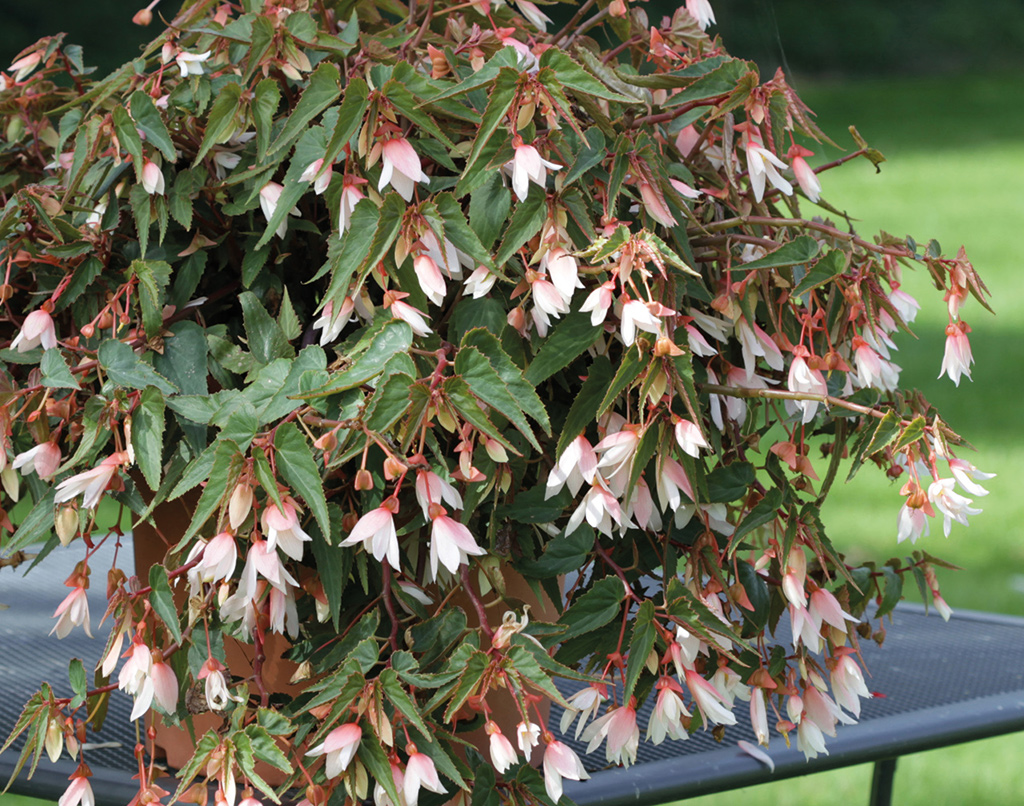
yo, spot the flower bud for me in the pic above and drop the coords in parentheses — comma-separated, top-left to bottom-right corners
(1, 466, 19, 502)
(383, 456, 405, 480)
(354, 469, 374, 490)
(56, 506, 79, 545)
(228, 483, 253, 529)
(133, 7, 153, 25)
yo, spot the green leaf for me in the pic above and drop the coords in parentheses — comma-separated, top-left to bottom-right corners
(244, 724, 292, 773)
(523, 312, 603, 385)
(505, 645, 572, 708)
(380, 669, 431, 736)
(254, 175, 306, 250)
(663, 58, 754, 107)
(112, 105, 144, 176)
(41, 349, 78, 389)
(129, 184, 152, 257)
(878, 565, 903, 618)
(358, 739, 401, 806)
(178, 439, 243, 546)
(596, 344, 644, 417)
(365, 372, 414, 433)
(559, 577, 624, 641)
(733, 235, 820, 272)
(468, 172, 511, 250)
(129, 91, 176, 161)
(320, 199, 378, 303)
(455, 347, 539, 451)
(737, 560, 770, 632)
(624, 601, 656, 701)
(278, 286, 301, 341)
(98, 340, 177, 394)
(194, 81, 244, 165)
(538, 49, 634, 103)
(731, 487, 784, 546)
(267, 62, 341, 157)
(360, 191, 406, 276)
(68, 659, 87, 709)
(494, 191, 546, 266)
(444, 651, 490, 721)
(132, 386, 165, 491)
(239, 291, 295, 365)
(256, 707, 294, 737)
(148, 564, 182, 643)
(848, 410, 902, 481)
(792, 249, 847, 298)
(303, 320, 413, 396)
(253, 78, 281, 162)
(458, 67, 518, 194)
(460, 329, 549, 433)
(563, 127, 607, 189)
(443, 376, 517, 453)
(323, 78, 370, 167)
(554, 355, 611, 458)
(706, 461, 756, 503)
(893, 416, 927, 453)
(275, 422, 329, 539)
(516, 527, 592, 578)
(433, 192, 497, 273)
(155, 321, 208, 395)
(132, 259, 172, 341)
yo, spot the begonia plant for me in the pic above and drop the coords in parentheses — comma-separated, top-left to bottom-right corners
(0, 0, 993, 805)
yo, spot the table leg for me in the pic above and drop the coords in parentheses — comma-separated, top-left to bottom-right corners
(869, 757, 898, 806)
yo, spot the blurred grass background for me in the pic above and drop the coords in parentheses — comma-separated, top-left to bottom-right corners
(3, 2, 1024, 805)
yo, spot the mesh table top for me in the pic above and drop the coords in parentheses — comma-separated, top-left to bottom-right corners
(4, 538, 1024, 805)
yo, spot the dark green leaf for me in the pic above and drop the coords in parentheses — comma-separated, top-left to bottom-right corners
(458, 67, 518, 194)
(41, 349, 78, 389)
(323, 78, 370, 167)
(132, 259, 172, 341)
(792, 249, 847, 298)
(132, 386, 165, 491)
(559, 577, 624, 641)
(538, 49, 634, 103)
(112, 105, 143, 175)
(194, 81, 244, 165)
(731, 487, 784, 546)
(878, 565, 903, 618)
(444, 651, 489, 721)
(155, 321, 208, 395)
(563, 127, 607, 189)
(68, 659, 87, 709)
(267, 62, 340, 156)
(433, 192, 497, 273)
(303, 320, 413, 396)
(380, 669, 431, 737)
(148, 564, 182, 643)
(733, 235, 820, 272)
(663, 58, 754, 107)
(443, 376, 517, 453)
(523, 313, 603, 385)
(129, 91, 176, 161)
(555, 355, 611, 458)
(455, 347, 539, 451)
(494, 191, 546, 266)
(705, 461, 756, 503)
(177, 439, 243, 546)
(239, 291, 295, 365)
(468, 172, 511, 250)
(624, 601, 656, 701)
(99, 340, 177, 394)
(365, 373, 413, 433)
(275, 421, 329, 539)
(516, 527, 591, 578)
(460, 329, 549, 433)
(253, 78, 280, 161)
(597, 345, 644, 417)
(737, 561, 770, 632)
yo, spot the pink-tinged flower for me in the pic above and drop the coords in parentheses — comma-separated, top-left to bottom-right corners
(743, 133, 792, 202)
(212, 149, 242, 179)
(52, 584, 91, 639)
(11, 309, 58, 352)
(542, 247, 583, 303)
(485, 721, 518, 773)
(786, 347, 828, 424)
(565, 483, 624, 538)
(897, 499, 931, 544)
(673, 418, 708, 458)
(54, 452, 126, 510)
(505, 143, 562, 202)
(803, 679, 853, 735)
(140, 159, 165, 195)
(559, 682, 608, 739)
(8, 51, 42, 81)
(594, 428, 641, 478)
(413, 254, 447, 306)
(414, 470, 463, 520)
(300, 158, 333, 195)
(306, 723, 362, 778)
(195, 531, 239, 586)
(685, 0, 716, 29)
(13, 442, 61, 480)
(259, 181, 300, 239)
(889, 285, 920, 324)
(313, 297, 355, 346)
(789, 604, 822, 653)
(383, 290, 432, 337)
(683, 667, 737, 728)
(927, 478, 981, 536)
(637, 181, 677, 228)
(546, 436, 598, 499)
(198, 658, 237, 712)
(796, 716, 828, 759)
(531, 274, 571, 317)
(808, 586, 855, 633)
(262, 501, 312, 561)
(948, 457, 995, 497)
(675, 124, 701, 157)
(429, 509, 486, 579)
(582, 703, 639, 767)
(59, 773, 94, 806)
(787, 145, 821, 202)
(464, 265, 498, 299)
(939, 320, 973, 385)
(580, 281, 615, 326)
(830, 649, 870, 717)
(516, 721, 541, 760)
(338, 178, 367, 232)
(341, 500, 400, 568)
(626, 478, 662, 531)
(749, 687, 769, 746)
(781, 546, 807, 608)
(378, 136, 429, 201)
(735, 317, 784, 379)
(150, 655, 179, 714)
(228, 483, 253, 529)
(647, 677, 690, 745)
(621, 298, 673, 346)
(404, 750, 446, 806)
(118, 638, 153, 715)
(175, 50, 211, 77)
(268, 583, 298, 637)
(373, 763, 405, 806)
(669, 177, 702, 200)
(656, 456, 694, 513)
(542, 740, 590, 802)
(514, 0, 552, 30)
